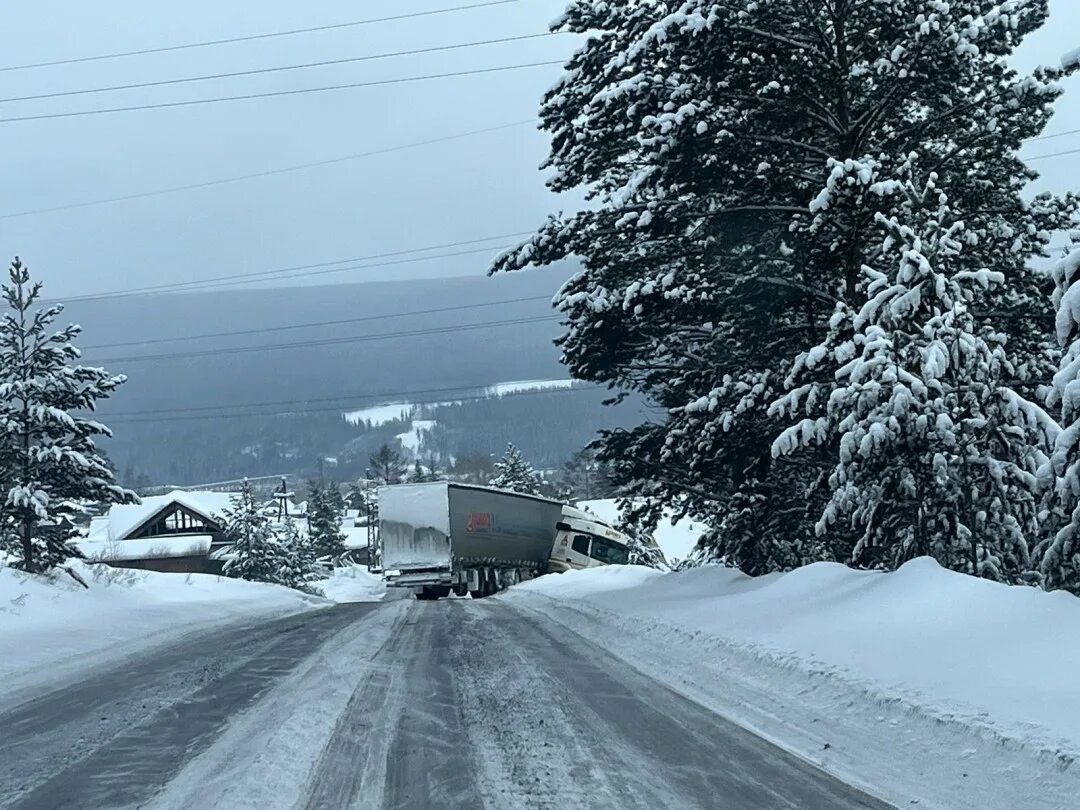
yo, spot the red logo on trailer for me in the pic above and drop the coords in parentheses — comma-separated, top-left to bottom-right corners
(467, 512, 493, 532)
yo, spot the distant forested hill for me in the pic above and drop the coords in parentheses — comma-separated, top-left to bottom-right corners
(59, 266, 639, 484)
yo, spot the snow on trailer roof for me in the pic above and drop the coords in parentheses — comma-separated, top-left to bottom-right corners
(103, 490, 237, 541)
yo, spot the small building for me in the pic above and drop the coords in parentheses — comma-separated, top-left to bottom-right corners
(78, 490, 237, 574)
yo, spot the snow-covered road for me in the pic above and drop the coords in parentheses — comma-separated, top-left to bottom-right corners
(0, 599, 889, 809)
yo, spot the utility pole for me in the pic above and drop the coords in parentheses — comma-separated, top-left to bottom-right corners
(275, 476, 291, 521)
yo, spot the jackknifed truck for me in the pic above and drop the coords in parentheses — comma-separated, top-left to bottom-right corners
(376, 481, 632, 599)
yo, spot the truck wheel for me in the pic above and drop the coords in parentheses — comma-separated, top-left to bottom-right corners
(453, 584, 469, 598)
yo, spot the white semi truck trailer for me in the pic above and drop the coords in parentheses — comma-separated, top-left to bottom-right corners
(377, 482, 632, 600)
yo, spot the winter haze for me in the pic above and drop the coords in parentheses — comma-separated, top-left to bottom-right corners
(3, 4, 1080, 809)
(0, 0, 576, 297)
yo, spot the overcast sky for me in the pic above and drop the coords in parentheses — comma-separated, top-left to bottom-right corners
(0, 0, 1077, 298)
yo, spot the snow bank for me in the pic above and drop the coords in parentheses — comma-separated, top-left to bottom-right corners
(576, 498, 709, 562)
(0, 562, 327, 706)
(513, 565, 665, 598)
(317, 565, 386, 603)
(511, 557, 1080, 755)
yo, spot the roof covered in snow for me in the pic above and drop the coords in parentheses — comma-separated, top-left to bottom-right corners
(100, 490, 237, 542)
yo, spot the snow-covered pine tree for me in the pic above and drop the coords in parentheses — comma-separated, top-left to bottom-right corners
(773, 175, 1052, 581)
(1039, 231, 1080, 592)
(489, 443, 543, 495)
(491, 0, 1073, 573)
(223, 480, 289, 583)
(0, 258, 137, 572)
(274, 515, 320, 592)
(306, 480, 346, 561)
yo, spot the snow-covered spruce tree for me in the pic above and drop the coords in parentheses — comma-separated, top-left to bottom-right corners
(306, 480, 346, 561)
(1039, 232, 1080, 592)
(0, 258, 137, 572)
(489, 443, 543, 495)
(773, 176, 1054, 581)
(222, 480, 290, 583)
(491, 1, 1073, 572)
(274, 515, 320, 593)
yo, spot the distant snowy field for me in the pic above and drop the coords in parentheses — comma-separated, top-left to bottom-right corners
(343, 379, 575, 426)
(507, 560, 1080, 809)
(576, 498, 708, 563)
(0, 562, 383, 710)
(344, 379, 577, 456)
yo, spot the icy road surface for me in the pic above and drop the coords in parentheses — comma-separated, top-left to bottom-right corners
(0, 600, 890, 809)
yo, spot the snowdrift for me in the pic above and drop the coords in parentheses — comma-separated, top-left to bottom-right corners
(510, 558, 1080, 755)
(316, 565, 387, 603)
(514, 564, 664, 598)
(0, 561, 327, 706)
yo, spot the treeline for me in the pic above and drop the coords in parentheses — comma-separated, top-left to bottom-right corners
(496, 1, 1080, 591)
(110, 387, 636, 488)
(418, 387, 640, 470)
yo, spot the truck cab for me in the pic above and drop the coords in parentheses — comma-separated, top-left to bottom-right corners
(549, 507, 632, 573)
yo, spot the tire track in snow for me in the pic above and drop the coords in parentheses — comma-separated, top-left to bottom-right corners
(302, 601, 484, 810)
(448, 600, 669, 809)
(149, 599, 411, 810)
(0, 606, 337, 802)
(6, 604, 377, 810)
(464, 600, 890, 809)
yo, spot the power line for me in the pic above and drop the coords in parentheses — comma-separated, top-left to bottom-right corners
(89, 315, 562, 365)
(67, 244, 514, 302)
(82, 294, 552, 349)
(58, 230, 532, 303)
(0, 32, 559, 105)
(0, 1, 524, 73)
(0, 60, 564, 125)
(103, 384, 600, 427)
(101, 380, 583, 418)
(1027, 146, 1080, 162)
(103, 383, 599, 425)
(0, 120, 536, 220)
(1026, 127, 1080, 144)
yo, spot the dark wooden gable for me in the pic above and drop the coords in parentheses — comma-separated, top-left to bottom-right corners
(129, 503, 224, 540)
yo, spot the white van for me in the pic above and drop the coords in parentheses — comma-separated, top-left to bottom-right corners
(549, 506, 631, 572)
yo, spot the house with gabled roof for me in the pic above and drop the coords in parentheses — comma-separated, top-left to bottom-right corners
(78, 490, 238, 574)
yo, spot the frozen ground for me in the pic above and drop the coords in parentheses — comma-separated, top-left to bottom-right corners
(505, 560, 1080, 809)
(7, 554, 1075, 808)
(1, 598, 886, 809)
(0, 562, 338, 710)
